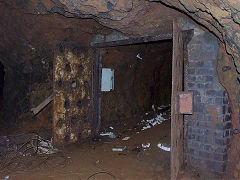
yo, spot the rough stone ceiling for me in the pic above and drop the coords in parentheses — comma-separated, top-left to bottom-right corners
(4, 0, 240, 72)
(153, 0, 240, 72)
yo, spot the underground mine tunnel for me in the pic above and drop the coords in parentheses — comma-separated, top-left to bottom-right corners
(0, 0, 240, 180)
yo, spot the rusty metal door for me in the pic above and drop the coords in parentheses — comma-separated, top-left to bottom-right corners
(171, 19, 184, 180)
(53, 42, 101, 145)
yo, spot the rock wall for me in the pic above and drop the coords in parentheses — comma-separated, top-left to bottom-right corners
(0, 2, 110, 134)
(20, 0, 240, 76)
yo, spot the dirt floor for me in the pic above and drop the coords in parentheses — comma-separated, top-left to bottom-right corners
(0, 107, 171, 180)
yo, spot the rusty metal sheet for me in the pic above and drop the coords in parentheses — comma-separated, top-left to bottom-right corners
(178, 92, 193, 114)
(53, 42, 99, 145)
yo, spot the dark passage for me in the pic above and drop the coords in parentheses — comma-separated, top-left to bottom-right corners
(0, 63, 5, 110)
(101, 40, 173, 126)
(0, 62, 4, 110)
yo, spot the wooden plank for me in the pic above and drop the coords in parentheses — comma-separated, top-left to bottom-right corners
(31, 95, 53, 115)
(171, 19, 184, 180)
(92, 49, 102, 136)
(92, 33, 173, 48)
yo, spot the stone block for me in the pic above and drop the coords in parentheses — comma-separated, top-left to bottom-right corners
(206, 90, 217, 97)
(188, 75, 196, 81)
(205, 75, 214, 82)
(196, 68, 214, 75)
(188, 68, 195, 75)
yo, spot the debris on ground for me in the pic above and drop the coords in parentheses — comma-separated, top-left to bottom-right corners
(157, 143, 171, 152)
(112, 146, 126, 152)
(31, 135, 58, 155)
(139, 105, 170, 131)
(136, 53, 142, 60)
(100, 132, 116, 139)
(152, 104, 156, 111)
(122, 137, 130, 141)
(142, 143, 151, 149)
(141, 113, 167, 131)
(0, 133, 69, 174)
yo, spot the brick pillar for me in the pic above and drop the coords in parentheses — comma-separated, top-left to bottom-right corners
(184, 32, 232, 176)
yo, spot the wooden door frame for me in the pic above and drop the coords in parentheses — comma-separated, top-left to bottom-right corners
(90, 19, 193, 180)
(171, 20, 194, 180)
(171, 19, 184, 180)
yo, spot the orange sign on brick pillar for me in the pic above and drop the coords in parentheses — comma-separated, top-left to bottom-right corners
(178, 92, 193, 114)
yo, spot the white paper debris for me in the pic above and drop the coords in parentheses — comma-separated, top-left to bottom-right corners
(109, 126, 114, 130)
(152, 104, 155, 111)
(100, 132, 116, 138)
(141, 113, 167, 131)
(136, 53, 142, 60)
(142, 125, 151, 130)
(142, 143, 151, 148)
(122, 137, 130, 141)
(157, 143, 171, 152)
(112, 146, 126, 152)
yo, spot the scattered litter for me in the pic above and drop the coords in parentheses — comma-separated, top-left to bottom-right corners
(122, 137, 130, 141)
(109, 126, 114, 130)
(142, 143, 151, 148)
(0, 134, 67, 174)
(100, 132, 116, 139)
(157, 105, 168, 110)
(136, 53, 142, 60)
(152, 104, 156, 111)
(141, 113, 167, 131)
(112, 146, 126, 152)
(31, 135, 58, 155)
(157, 143, 171, 152)
(142, 125, 151, 131)
(145, 112, 149, 115)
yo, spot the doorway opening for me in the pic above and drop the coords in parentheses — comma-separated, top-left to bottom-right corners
(98, 40, 173, 178)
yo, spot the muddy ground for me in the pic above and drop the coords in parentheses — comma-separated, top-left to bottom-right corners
(0, 108, 173, 180)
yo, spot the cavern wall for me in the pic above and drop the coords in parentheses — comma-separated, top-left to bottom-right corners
(1, 0, 239, 177)
(0, 2, 110, 134)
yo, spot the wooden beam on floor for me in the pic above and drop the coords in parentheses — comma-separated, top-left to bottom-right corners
(31, 95, 53, 115)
